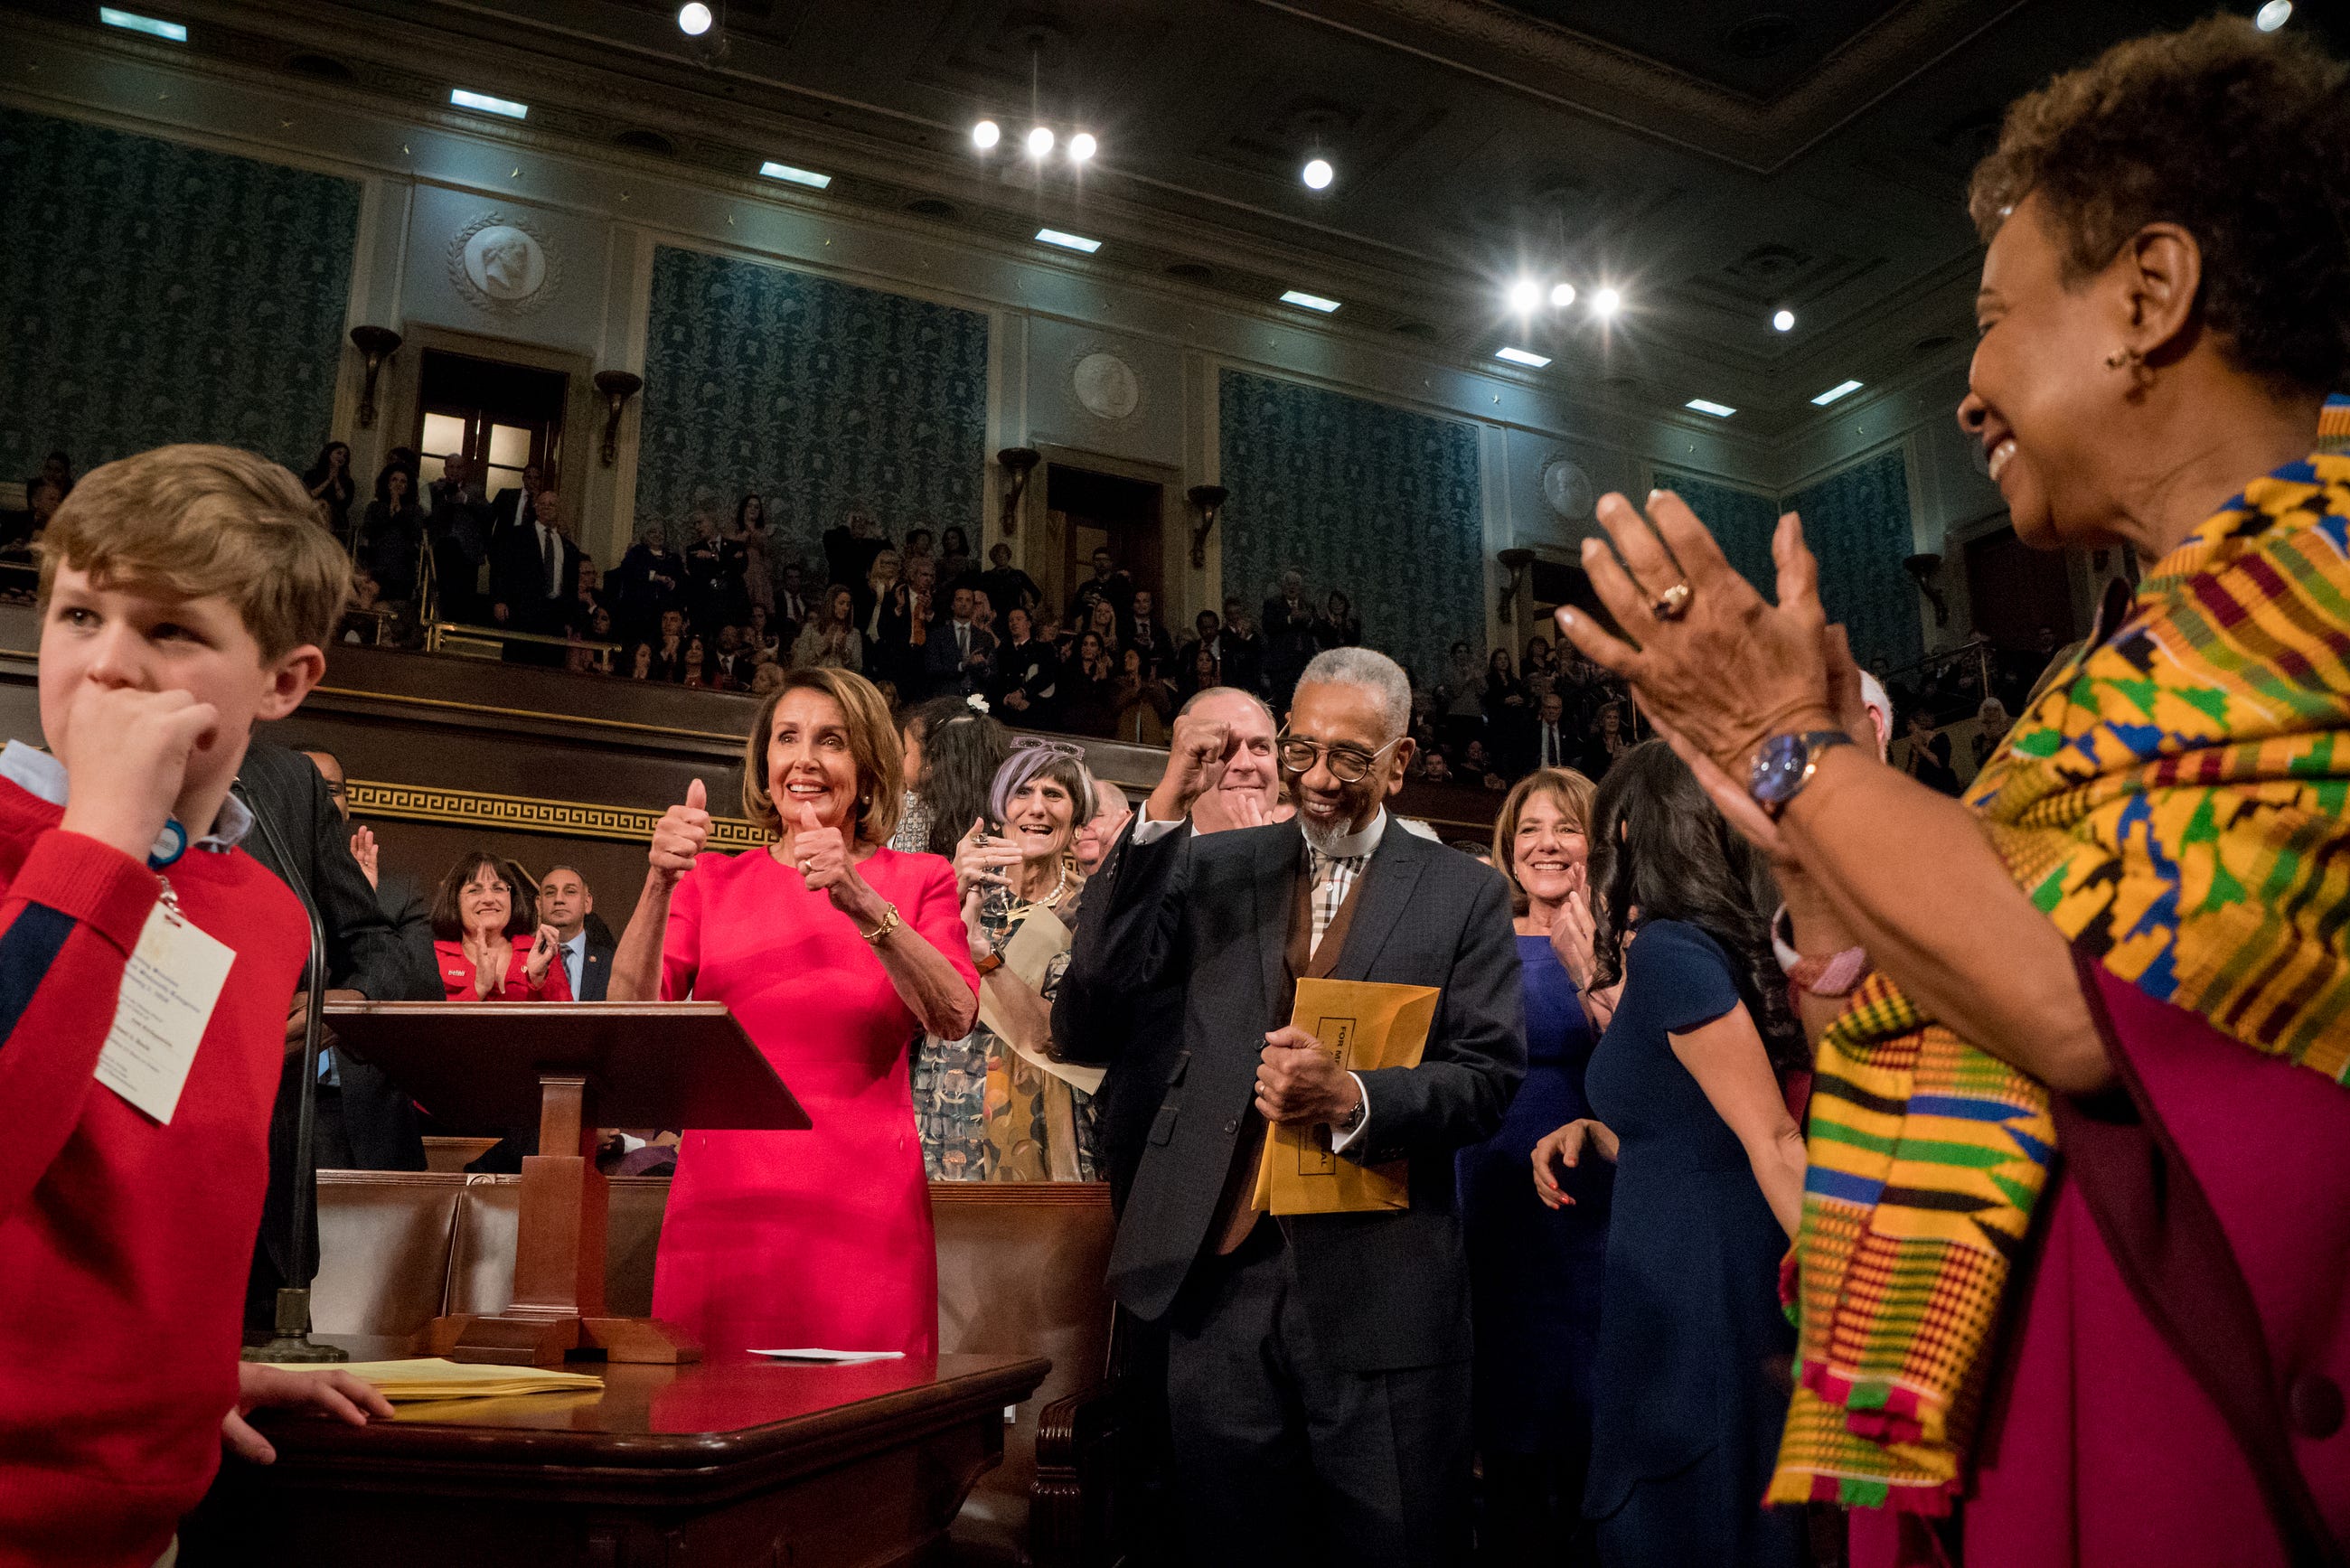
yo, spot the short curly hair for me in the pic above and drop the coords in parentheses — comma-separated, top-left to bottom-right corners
(1968, 16, 2350, 397)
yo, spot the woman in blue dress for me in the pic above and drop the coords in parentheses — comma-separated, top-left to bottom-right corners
(1456, 767, 1611, 1564)
(1533, 740, 1808, 1568)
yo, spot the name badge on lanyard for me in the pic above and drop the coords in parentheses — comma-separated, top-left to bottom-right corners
(95, 878, 236, 1124)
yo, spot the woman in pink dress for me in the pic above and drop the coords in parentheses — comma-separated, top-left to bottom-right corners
(612, 668, 979, 1357)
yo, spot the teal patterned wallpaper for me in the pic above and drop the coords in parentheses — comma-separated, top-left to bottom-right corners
(635, 244, 990, 580)
(1655, 470, 1780, 600)
(1218, 370, 1483, 687)
(0, 108, 360, 478)
(1783, 448, 1922, 671)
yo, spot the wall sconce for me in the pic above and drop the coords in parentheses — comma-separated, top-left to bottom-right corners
(1497, 547, 1536, 617)
(1186, 484, 1228, 568)
(349, 324, 402, 429)
(1904, 552, 1950, 627)
(593, 370, 644, 466)
(996, 447, 1040, 538)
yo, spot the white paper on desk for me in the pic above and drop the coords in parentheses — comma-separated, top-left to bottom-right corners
(973, 906, 1104, 1095)
(94, 902, 235, 1124)
(748, 1348, 907, 1364)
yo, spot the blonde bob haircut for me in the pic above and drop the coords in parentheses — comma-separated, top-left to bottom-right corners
(1491, 766, 1598, 915)
(39, 444, 352, 659)
(742, 666, 904, 846)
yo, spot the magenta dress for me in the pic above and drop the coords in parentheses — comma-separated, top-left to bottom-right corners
(650, 843, 976, 1358)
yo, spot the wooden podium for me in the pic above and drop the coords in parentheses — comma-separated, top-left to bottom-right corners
(323, 1001, 807, 1367)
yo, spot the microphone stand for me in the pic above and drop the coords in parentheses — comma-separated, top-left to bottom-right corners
(239, 792, 348, 1365)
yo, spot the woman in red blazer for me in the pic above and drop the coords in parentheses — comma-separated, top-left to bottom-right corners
(428, 850, 572, 1001)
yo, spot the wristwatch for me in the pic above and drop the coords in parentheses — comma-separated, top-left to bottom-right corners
(1336, 1094, 1367, 1137)
(1748, 730, 1855, 818)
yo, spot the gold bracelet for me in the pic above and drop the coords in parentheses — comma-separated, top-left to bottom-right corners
(859, 902, 903, 945)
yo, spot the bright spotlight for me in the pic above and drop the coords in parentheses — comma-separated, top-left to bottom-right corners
(1068, 132, 1096, 164)
(973, 119, 1001, 151)
(1302, 157, 1334, 191)
(1550, 282, 1576, 309)
(676, 1, 712, 34)
(1592, 287, 1622, 319)
(2256, 1, 2291, 30)
(1027, 126, 1055, 158)
(1506, 278, 1543, 315)
(1772, 308, 1795, 333)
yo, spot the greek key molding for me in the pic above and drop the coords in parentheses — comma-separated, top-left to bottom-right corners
(349, 780, 765, 853)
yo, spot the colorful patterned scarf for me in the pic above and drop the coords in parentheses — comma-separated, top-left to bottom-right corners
(1769, 454, 2350, 1513)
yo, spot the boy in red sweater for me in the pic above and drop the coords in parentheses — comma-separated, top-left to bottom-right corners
(0, 446, 393, 1568)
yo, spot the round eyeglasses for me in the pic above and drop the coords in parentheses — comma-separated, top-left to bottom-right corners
(1275, 733, 1400, 784)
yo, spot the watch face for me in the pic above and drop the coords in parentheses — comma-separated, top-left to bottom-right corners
(1749, 733, 1810, 805)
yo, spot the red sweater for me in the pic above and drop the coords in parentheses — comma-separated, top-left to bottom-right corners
(0, 779, 306, 1567)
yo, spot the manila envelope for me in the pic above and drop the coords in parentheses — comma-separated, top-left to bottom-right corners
(1252, 978, 1440, 1216)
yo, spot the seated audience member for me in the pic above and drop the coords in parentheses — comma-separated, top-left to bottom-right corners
(1113, 645, 1174, 745)
(1059, 630, 1119, 737)
(749, 661, 786, 696)
(1903, 708, 1962, 793)
(711, 624, 754, 690)
(902, 524, 936, 565)
(1462, 737, 1508, 790)
(1422, 749, 1455, 784)
(538, 864, 611, 1000)
(1175, 607, 1219, 676)
(924, 585, 996, 698)
(681, 634, 710, 688)
(746, 602, 780, 658)
(978, 541, 1040, 617)
(355, 462, 424, 623)
(0, 445, 391, 1566)
(775, 560, 813, 637)
(993, 605, 1060, 725)
(916, 742, 1100, 1179)
(1580, 700, 1633, 778)
(1074, 775, 1131, 876)
(1528, 690, 1573, 772)
(1531, 743, 1805, 1568)
(4, 475, 65, 558)
(1174, 636, 1221, 703)
(625, 640, 654, 681)
(792, 585, 863, 671)
(1316, 588, 1361, 649)
(430, 850, 571, 1000)
(1971, 694, 2013, 768)
(1081, 595, 1123, 663)
(302, 440, 356, 542)
(648, 607, 690, 682)
(571, 558, 606, 632)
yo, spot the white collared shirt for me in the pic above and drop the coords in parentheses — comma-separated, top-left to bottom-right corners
(1, 739, 254, 853)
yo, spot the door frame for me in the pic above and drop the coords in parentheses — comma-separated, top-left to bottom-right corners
(1029, 444, 1187, 631)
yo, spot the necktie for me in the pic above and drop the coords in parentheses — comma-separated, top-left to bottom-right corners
(542, 528, 559, 597)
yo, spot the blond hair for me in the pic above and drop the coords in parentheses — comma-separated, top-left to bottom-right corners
(39, 444, 351, 658)
(742, 667, 905, 846)
(1491, 766, 1598, 914)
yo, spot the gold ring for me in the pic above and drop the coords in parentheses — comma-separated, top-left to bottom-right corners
(1651, 582, 1693, 621)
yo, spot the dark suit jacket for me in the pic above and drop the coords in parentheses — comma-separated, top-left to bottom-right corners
(923, 619, 996, 697)
(234, 743, 438, 1303)
(1055, 813, 1524, 1371)
(577, 934, 615, 1000)
(489, 521, 583, 631)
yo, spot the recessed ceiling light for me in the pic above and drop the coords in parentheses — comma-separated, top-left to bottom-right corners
(1280, 290, 1341, 314)
(1591, 286, 1622, 319)
(1772, 308, 1795, 332)
(1686, 399, 1737, 418)
(1068, 132, 1096, 163)
(1506, 279, 1543, 315)
(1550, 282, 1577, 309)
(1302, 157, 1334, 190)
(450, 89, 528, 120)
(2257, 1, 2291, 30)
(1026, 126, 1055, 158)
(973, 119, 1001, 151)
(676, 2, 711, 35)
(759, 161, 832, 190)
(1036, 228, 1100, 253)
(1812, 379, 1864, 405)
(99, 6, 185, 40)
(1495, 346, 1551, 368)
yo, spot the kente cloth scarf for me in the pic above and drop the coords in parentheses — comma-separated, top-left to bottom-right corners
(1769, 454, 2350, 1514)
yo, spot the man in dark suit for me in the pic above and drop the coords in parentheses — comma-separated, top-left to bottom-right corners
(1261, 568, 1319, 709)
(489, 487, 584, 664)
(487, 461, 544, 545)
(537, 864, 611, 1000)
(236, 739, 439, 1341)
(1056, 648, 1524, 1564)
(923, 584, 996, 698)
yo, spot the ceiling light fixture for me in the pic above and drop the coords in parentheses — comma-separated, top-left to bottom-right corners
(1026, 126, 1055, 158)
(1686, 399, 1737, 418)
(1280, 289, 1341, 314)
(758, 161, 832, 190)
(973, 119, 1001, 151)
(1550, 282, 1577, 309)
(99, 6, 185, 39)
(1302, 157, 1334, 191)
(1812, 379, 1864, 406)
(1772, 308, 1796, 332)
(449, 89, 528, 120)
(1506, 279, 1543, 315)
(1591, 286, 1622, 319)
(2256, 1, 2291, 30)
(1495, 346, 1551, 369)
(1068, 132, 1096, 164)
(675, 2, 711, 35)
(1036, 228, 1100, 253)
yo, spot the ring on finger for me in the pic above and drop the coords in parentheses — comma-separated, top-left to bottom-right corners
(1650, 581, 1693, 622)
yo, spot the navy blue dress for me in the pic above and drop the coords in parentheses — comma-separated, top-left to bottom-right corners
(1582, 919, 1801, 1568)
(1456, 934, 1611, 1460)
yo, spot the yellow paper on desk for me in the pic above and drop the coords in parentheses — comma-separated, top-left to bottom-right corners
(1252, 979, 1439, 1216)
(271, 1357, 604, 1402)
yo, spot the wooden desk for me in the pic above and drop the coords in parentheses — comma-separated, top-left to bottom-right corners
(183, 1338, 1050, 1568)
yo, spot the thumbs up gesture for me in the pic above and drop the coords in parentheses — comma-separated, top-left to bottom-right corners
(788, 798, 861, 908)
(649, 777, 710, 884)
